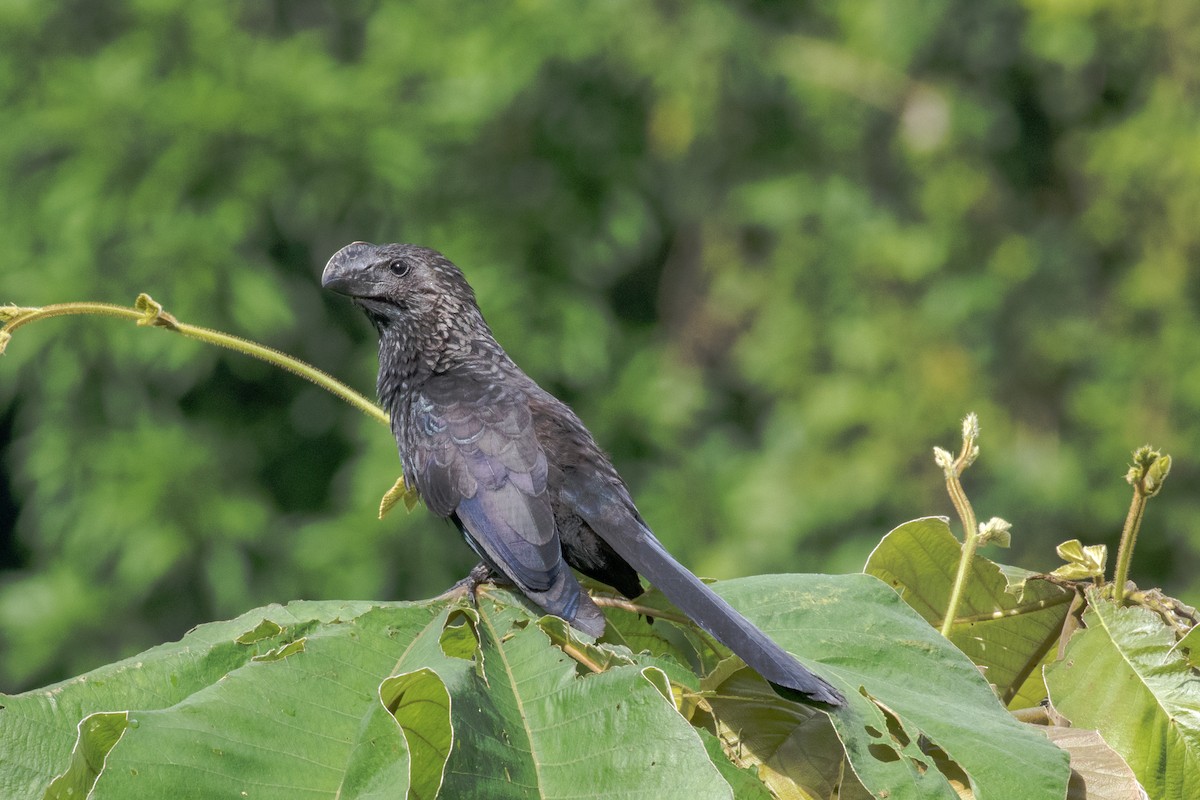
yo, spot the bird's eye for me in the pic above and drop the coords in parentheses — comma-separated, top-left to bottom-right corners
(387, 258, 412, 277)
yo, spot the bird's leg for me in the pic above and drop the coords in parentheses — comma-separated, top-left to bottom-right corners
(436, 561, 508, 602)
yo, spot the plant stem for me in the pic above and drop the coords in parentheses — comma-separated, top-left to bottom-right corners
(591, 595, 692, 626)
(1111, 494, 1146, 604)
(937, 414, 981, 638)
(558, 640, 606, 674)
(941, 486, 979, 637)
(1112, 446, 1171, 604)
(1010, 706, 1050, 725)
(2, 299, 389, 426)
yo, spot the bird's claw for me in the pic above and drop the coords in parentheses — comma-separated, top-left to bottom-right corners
(436, 562, 499, 603)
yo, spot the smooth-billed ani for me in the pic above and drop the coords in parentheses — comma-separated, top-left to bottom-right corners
(322, 241, 842, 706)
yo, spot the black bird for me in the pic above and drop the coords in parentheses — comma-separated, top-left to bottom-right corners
(322, 242, 843, 706)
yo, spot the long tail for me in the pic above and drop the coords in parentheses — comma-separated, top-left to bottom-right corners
(577, 495, 844, 706)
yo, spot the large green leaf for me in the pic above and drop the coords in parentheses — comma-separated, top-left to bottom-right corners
(0, 574, 1070, 799)
(0, 596, 731, 799)
(425, 598, 732, 799)
(1045, 589, 1200, 800)
(865, 516, 1074, 706)
(699, 670, 870, 799)
(0, 600, 387, 800)
(1180, 624, 1200, 670)
(59, 602, 433, 799)
(708, 573, 1070, 800)
(380, 668, 452, 800)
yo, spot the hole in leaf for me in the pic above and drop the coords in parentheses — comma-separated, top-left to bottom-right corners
(868, 743, 901, 763)
(882, 704, 911, 749)
(235, 619, 283, 645)
(922, 737, 970, 788)
(439, 610, 480, 661)
(252, 638, 305, 662)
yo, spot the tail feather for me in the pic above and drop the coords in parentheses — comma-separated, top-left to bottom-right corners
(584, 505, 844, 706)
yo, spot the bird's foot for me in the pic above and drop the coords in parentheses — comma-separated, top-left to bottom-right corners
(436, 562, 500, 603)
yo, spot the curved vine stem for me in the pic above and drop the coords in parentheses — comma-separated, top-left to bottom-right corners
(1, 295, 389, 426)
(1112, 445, 1171, 604)
(934, 413, 981, 638)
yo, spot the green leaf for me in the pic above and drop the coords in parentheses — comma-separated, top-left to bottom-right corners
(864, 516, 1075, 706)
(1051, 539, 1107, 582)
(379, 475, 421, 519)
(86, 604, 432, 799)
(700, 670, 867, 799)
(694, 727, 775, 800)
(1, 600, 383, 800)
(0, 575, 1071, 799)
(1179, 624, 1200, 670)
(709, 573, 1070, 799)
(434, 589, 733, 799)
(0, 596, 732, 799)
(976, 516, 1012, 549)
(43, 712, 131, 800)
(1045, 588, 1200, 800)
(381, 669, 452, 800)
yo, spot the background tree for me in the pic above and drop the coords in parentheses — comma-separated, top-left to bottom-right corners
(1, 0, 1198, 692)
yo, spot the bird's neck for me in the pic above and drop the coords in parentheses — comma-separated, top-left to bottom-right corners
(374, 311, 505, 415)
(375, 325, 423, 419)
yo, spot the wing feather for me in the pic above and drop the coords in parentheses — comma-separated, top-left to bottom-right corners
(410, 372, 560, 591)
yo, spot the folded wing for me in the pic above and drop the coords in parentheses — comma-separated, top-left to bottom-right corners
(410, 371, 605, 636)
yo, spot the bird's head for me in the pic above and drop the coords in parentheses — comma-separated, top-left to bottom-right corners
(322, 242, 483, 335)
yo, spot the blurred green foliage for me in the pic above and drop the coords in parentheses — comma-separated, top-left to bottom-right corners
(1, 0, 1198, 691)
